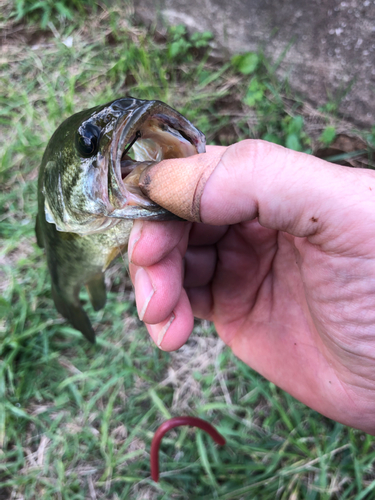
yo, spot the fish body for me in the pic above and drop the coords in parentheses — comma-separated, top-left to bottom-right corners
(36, 98, 205, 341)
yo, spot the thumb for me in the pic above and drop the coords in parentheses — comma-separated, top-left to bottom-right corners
(138, 145, 226, 222)
(139, 140, 374, 238)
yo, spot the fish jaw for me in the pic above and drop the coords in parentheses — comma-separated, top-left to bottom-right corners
(107, 99, 206, 220)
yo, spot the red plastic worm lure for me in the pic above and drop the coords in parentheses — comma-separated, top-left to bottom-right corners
(150, 416, 226, 482)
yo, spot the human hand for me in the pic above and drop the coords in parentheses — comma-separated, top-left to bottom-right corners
(128, 140, 375, 434)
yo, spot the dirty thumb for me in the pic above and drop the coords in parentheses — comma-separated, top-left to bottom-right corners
(138, 149, 226, 222)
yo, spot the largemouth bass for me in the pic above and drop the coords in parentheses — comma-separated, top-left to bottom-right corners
(36, 98, 205, 342)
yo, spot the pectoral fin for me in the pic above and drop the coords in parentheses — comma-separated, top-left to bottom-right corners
(86, 273, 107, 311)
(51, 284, 96, 343)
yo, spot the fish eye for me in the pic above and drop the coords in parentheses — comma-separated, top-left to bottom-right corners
(75, 123, 100, 158)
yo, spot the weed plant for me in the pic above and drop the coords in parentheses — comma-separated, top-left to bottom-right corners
(1, 1, 375, 498)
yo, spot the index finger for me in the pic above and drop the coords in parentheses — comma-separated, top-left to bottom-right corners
(128, 219, 190, 268)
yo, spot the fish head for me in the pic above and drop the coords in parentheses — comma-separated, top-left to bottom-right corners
(40, 97, 206, 235)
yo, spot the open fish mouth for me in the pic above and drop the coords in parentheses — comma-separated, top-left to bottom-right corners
(107, 100, 206, 219)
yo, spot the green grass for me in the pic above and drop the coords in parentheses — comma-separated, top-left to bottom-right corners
(1, 1, 375, 498)
(9, 0, 95, 28)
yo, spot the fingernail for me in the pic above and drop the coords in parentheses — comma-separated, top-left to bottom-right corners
(128, 220, 143, 263)
(149, 313, 175, 348)
(135, 267, 155, 321)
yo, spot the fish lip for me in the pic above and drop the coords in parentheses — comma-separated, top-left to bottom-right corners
(107, 100, 206, 219)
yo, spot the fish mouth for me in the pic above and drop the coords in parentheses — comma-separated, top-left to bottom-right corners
(108, 100, 205, 220)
